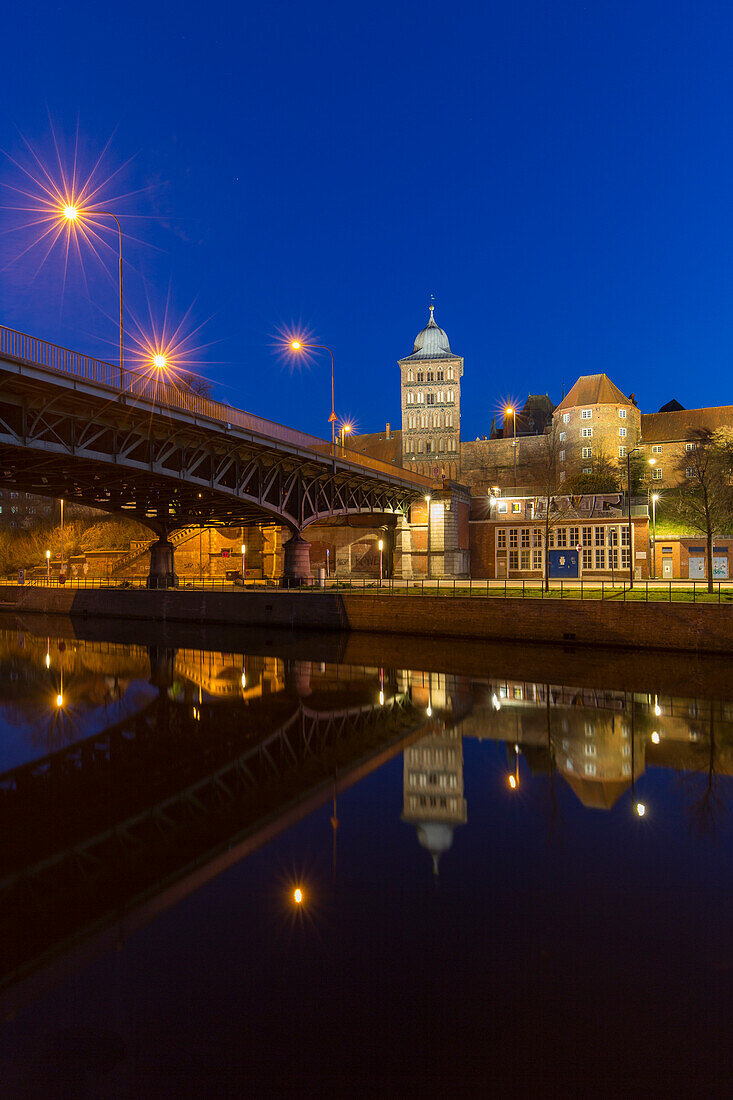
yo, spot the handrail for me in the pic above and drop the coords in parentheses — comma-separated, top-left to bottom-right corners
(0, 325, 433, 488)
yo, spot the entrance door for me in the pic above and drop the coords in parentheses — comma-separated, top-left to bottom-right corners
(662, 558, 673, 579)
(713, 556, 729, 579)
(689, 556, 705, 579)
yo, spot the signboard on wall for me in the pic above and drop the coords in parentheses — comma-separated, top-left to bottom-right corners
(548, 549, 579, 579)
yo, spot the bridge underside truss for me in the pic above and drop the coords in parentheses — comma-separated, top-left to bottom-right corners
(0, 368, 422, 533)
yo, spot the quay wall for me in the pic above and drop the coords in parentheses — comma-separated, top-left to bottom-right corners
(1, 586, 733, 654)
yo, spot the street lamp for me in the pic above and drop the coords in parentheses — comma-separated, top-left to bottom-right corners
(59, 498, 65, 582)
(505, 406, 517, 491)
(46, 548, 51, 585)
(241, 543, 246, 584)
(425, 494, 432, 580)
(651, 493, 659, 579)
(625, 447, 642, 588)
(378, 538, 384, 584)
(63, 204, 125, 388)
(289, 340, 338, 444)
(339, 422, 353, 450)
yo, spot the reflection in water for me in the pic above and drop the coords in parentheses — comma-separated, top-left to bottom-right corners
(0, 624, 732, 1025)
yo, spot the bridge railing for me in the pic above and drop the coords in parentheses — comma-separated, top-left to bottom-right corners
(0, 324, 433, 487)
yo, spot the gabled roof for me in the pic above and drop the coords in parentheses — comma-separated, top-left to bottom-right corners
(555, 374, 632, 412)
(658, 398, 685, 413)
(641, 406, 733, 443)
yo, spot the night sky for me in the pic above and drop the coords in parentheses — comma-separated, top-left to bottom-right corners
(3, 1, 733, 440)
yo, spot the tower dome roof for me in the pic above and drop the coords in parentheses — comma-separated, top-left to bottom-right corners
(402, 304, 455, 361)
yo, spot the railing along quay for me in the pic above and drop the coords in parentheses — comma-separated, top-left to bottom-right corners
(0, 324, 433, 487)
(2, 576, 732, 603)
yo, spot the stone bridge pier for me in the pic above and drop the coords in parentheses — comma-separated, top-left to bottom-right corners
(147, 536, 179, 589)
(282, 533, 312, 587)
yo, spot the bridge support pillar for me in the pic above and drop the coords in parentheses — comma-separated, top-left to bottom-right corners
(281, 533, 311, 587)
(147, 537, 179, 589)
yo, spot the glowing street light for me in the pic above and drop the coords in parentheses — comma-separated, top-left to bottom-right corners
(288, 339, 338, 444)
(45, 548, 51, 585)
(153, 354, 167, 369)
(62, 201, 126, 387)
(378, 537, 384, 584)
(635, 802, 646, 817)
(425, 495, 432, 580)
(294, 887, 303, 905)
(241, 543, 246, 584)
(56, 693, 63, 707)
(505, 406, 517, 490)
(340, 422, 353, 449)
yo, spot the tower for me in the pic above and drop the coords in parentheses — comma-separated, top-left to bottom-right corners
(398, 304, 463, 479)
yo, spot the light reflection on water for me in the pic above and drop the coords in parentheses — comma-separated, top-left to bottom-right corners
(0, 621, 732, 1092)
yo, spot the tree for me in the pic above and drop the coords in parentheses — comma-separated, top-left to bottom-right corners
(566, 449, 621, 495)
(619, 449, 648, 496)
(180, 372, 214, 399)
(673, 428, 733, 593)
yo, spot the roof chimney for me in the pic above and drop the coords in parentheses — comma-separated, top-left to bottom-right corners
(385, 422, 391, 439)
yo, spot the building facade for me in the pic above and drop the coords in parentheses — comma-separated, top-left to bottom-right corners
(399, 305, 463, 479)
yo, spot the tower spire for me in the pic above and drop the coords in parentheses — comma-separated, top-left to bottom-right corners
(429, 293, 435, 323)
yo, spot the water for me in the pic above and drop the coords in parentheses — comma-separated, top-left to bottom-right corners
(0, 617, 732, 1096)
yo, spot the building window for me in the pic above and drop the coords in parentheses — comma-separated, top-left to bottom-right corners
(619, 447, 626, 458)
(581, 409, 592, 419)
(652, 468, 662, 479)
(582, 526, 592, 545)
(582, 467, 592, 474)
(609, 527, 618, 546)
(418, 392, 425, 404)
(621, 547, 630, 568)
(621, 526, 630, 546)
(686, 442, 696, 452)
(532, 549, 542, 570)
(559, 471, 566, 482)
(407, 393, 414, 405)
(582, 427, 593, 438)
(582, 447, 592, 459)
(447, 390, 454, 402)
(521, 528, 530, 547)
(594, 548, 605, 569)
(520, 549, 530, 569)
(610, 546, 619, 569)
(594, 526, 605, 545)
(407, 369, 414, 381)
(559, 431, 566, 442)
(557, 528, 567, 547)
(448, 366, 454, 379)
(436, 391, 444, 404)
(584, 763, 597, 776)
(509, 529, 518, 548)
(427, 371, 434, 382)
(425, 441, 432, 453)
(619, 427, 627, 438)
(497, 530, 507, 549)
(569, 526, 579, 546)
(511, 502, 521, 513)
(508, 550, 518, 570)
(582, 546, 592, 569)
(417, 371, 424, 382)
(426, 393, 435, 405)
(498, 502, 508, 513)
(437, 370, 444, 381)
(619, 408, 627, 419)
(559, 450, 565, 462)
(446, 413, 453, 428)
(652, 444, 662, 453)
(685, 467, 694, 478)
(532, 529, 542, 547)
(584, 744, 597, 756)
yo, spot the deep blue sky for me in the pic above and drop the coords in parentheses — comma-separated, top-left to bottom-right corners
(3, 1, 733, 439)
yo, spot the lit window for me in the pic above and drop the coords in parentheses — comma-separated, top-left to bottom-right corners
(512, 502, 521, 513)
(652, 468, 662, 479)
(581, 409, 592, 419)
(619, 446, 626, 458)
(582, 427, 593, 438)
(532, 549, 542, 569)
(584, 743, 596, 755)
(508, 550, 518, 569)
(619, 408, 627, 419)
(497, 529, 507, 549)
(559, 450, 565, 462)
(559, 431, 566, 442)
(686, 442, 696, 452)
(582, 446, 592, 458)
(619, 427, 627, 437)
(509, 528, 518, 547)
(584, 763, 597, 775)
(652, 444, 662, 453)
(582, 467, 592, 474)
(685, 467, 694, 478)
(498, 502, 508, 513)
(563, 412, 570, 423)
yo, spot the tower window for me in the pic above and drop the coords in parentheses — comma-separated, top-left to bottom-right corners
(427, 371, 434, 382)
(437, 370, 444, 381)
(417, 371, 424, 383)
(426, 393, 435, 405)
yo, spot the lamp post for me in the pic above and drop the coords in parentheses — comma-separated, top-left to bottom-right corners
(505, 406, 517, 491)
(425, 494, 432, 580)
(46, 549, 50, 585)
(625, 448, 640, 588)
(378, 538, 384, 584)
(651, 493, 659, 579)
(59, 498, 65, 582)
(339, 422, 352, 451)
(241, 543, 246, 585)
(289, 340, 338, 445)
(63, 206, 125, 388)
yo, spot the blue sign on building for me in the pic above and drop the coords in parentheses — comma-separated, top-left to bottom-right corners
(548, 549, 579, 578)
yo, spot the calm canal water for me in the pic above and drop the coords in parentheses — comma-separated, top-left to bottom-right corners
(0, 619, 732, 1096)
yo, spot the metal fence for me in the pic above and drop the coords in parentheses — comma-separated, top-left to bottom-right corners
(2, 575, 732, 603)
(0, 324, 432, 487)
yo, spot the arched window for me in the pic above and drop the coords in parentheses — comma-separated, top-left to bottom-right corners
(407, 368, 414, 382)
(448, 366, 454, 380)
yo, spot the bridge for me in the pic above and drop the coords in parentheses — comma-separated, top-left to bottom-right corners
(0, 326, 432, 585)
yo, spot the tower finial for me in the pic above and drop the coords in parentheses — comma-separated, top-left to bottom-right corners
(429, 293, 435, 322)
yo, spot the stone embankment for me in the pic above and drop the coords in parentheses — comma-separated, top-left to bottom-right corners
(1, 585, 732, 654)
